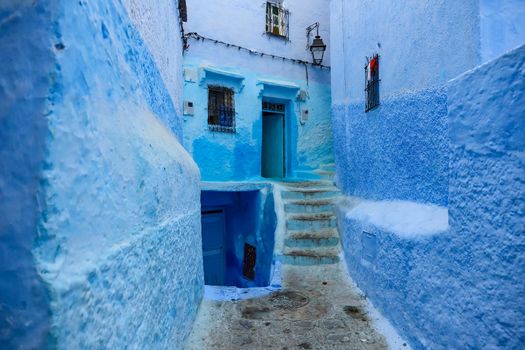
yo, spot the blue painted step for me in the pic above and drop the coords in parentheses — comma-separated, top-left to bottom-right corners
(313, 170, 335, 180)
(287, 213, 337, 230)
(319, 163, 336, 172)
(284, 229, 339, 248)
(281, 180, 332, 187)
(284, 199, 335, 213)
(277, 246, 340, 265)
(281, 188, 339, 200)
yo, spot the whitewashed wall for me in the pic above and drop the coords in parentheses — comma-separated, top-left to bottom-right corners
(185, 0, 330, 65)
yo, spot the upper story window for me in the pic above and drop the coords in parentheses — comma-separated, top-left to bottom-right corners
(365, 54, 380, 112)
(208, 85, 236, 133)
(266, 2, 289, 39)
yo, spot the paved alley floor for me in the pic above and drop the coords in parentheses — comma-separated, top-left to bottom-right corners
(186, 263, 389, 350)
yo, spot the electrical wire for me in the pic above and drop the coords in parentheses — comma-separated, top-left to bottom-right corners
(183, 32, 330, 70)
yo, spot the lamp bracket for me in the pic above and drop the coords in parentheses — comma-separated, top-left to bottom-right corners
(306, 22, 320, 49)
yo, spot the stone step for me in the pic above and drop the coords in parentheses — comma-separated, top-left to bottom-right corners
(319, 163, 335, 169)
(277, 246, 340, 265)
(284, 229, 340, 248)
(286, 213, 337, 230)
(284, 198, 336, 214)
(281, 188, 339, 200)
(280, 180, 333, 188)
(314, 170, 335, 180)
(319, 163, 336, 172)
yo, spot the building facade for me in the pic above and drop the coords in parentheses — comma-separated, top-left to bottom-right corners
(182, 0, 334, 181)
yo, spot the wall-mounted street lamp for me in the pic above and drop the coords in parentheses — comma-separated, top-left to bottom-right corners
(306, 22, 327, 65)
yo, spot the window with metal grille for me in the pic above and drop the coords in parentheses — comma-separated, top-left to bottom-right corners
(265, 2, 289, 39)
(365, 54, 380, 112)
(208, 86, 236, 133)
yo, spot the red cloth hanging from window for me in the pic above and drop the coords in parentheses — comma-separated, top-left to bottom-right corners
(369, 56, 378, 79)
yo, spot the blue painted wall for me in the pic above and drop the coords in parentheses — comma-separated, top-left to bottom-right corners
(183, 0, 334, 181)
(0, 0, 203, 348)
(0, 1, 54, 347)
(446, 45, 525, 349)
(331, 0, 525, 347)
(480, 0, 525, 63)
(201, 188, 276, 287)
(332, 88, 449, 206)
(121, 0, 185, 125)
(337, 45, 525, 349)
(336, 201, 453, 349)
(330, 0, 479, 205)
(330, 0, 480, 104)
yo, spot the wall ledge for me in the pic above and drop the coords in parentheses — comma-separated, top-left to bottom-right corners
(257, 78, 300, 98)
(201, 181, 271, 191)
(199, 66, 245, 91)
(338, 196, 449, 239)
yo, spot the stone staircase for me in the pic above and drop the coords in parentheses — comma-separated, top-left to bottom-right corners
(277, 164, 342, 265)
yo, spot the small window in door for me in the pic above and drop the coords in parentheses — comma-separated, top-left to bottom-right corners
(262, 101, 285, 113)
(208, 85, 236, 133)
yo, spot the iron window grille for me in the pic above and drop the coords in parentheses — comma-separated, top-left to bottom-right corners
(242, 243, 256, 280)
(262, 101, 285, 113)
(365, 54, 380, 112)
(208, 85, 236, 133)
(266, 2, 289, 39)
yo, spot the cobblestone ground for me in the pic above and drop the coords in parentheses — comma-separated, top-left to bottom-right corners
(186, 263, 388, 350)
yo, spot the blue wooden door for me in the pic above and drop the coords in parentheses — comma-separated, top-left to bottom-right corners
(201, 210, 226, 285)
(262, 113, 284, 178)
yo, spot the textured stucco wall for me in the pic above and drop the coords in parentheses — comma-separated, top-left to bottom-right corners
(337, 200, 452, 349)
(330, 0, 478, 205)
(0, 1, 54, 347)
(121, 0, 184, 118)
(0, 0, 203, 348)
(480, 0, 525, 63)
(446, 44, 525, 349)
(336, 45, 525, 350)
(332, 88, 449, 206)
(330, 1, 524, 348)
(183, 0, 333, 180)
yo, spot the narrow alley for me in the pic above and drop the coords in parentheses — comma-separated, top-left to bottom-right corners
(189, 176, 396, 349)
(1, 1, 524, 349)
(188, 264, 389, 349)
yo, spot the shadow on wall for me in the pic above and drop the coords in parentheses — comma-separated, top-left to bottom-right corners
(0, 2, 54, 348)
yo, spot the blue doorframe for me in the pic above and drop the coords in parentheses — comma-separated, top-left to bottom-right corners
(262, 111, 285, 178)
(261, 98, 292, 178)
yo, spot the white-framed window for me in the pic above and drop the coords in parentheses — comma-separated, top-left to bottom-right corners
(265, 2, 289, 39)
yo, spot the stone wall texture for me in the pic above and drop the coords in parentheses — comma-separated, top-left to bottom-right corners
(0, 1, 203, 348)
